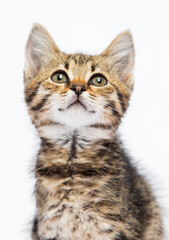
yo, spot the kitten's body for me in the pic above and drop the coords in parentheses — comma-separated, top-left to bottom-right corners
(24, 24, 163, 240)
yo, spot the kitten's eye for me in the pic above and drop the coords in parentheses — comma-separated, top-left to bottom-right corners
(51, 71, 68, 83)
(90, 75, 107, 87)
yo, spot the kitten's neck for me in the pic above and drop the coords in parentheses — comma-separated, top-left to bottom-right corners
(38, 123, 116, 152)
(36, 123, 121, 180)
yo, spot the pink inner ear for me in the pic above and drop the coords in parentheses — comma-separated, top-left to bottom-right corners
(25, 24, 61, 79)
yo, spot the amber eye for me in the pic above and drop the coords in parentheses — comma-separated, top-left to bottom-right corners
(51, 71, 68, 83)
(90, 75, 107, 87)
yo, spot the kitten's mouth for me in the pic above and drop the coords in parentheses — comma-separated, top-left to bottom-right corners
(67, 100, 87, 110)
(58, 99, 95, 113)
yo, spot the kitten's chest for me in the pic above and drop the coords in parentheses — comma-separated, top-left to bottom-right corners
(43, 196, 115, 240)
(40, 177, 115, 240)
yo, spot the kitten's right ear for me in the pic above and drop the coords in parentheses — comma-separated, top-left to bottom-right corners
(101, 31, 135, 90)
(25, 24, 60, 79)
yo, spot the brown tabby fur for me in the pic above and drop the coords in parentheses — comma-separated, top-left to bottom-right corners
(24, 24, 163, 240)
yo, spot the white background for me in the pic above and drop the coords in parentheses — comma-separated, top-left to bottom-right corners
(0, 0, 169, 239)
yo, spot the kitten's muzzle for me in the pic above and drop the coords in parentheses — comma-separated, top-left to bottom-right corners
(70, 84, 86, 97)
(58, 91, 95, 113)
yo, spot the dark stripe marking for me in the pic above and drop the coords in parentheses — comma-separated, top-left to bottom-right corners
(31, 94, 51, 111)
(89, 123, 112, 129)
(65, 62, 69, 69)
(91, 65, 95, 72)
(36, 163, 119, 178)
(67, 132, 77, 176)
(38, 120, 59, 127)
(41, 137, 55, 149)
(112, 84, 127, 112)
(106, 102, 121, 118)
(115, 232, 131, 240)
(25, 82, 42, 104)
(46, 238, 56, 240)
(32, 218, 39, 239)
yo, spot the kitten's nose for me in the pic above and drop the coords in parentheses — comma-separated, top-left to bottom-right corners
(71, 84, 86, 96)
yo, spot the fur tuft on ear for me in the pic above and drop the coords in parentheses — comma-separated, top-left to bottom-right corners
(102, 30, 135, 89)
(25, 24, 60, 79)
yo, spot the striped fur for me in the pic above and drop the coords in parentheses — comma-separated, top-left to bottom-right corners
(24, 24, 163, 240)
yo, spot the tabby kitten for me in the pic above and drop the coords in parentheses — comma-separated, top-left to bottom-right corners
(24, 24, 163, 240)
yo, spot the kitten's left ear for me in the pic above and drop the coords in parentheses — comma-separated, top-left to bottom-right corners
(102, 30, 135, 90)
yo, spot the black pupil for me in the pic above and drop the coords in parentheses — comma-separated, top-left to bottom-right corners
(96, 77, 102, 84)
(57, 74, 63, 81)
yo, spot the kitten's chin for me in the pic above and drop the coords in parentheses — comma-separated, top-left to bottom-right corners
(49, 107, 100, 129)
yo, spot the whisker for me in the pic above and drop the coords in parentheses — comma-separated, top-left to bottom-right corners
(33, 112, 50, 128)
(93, 54, 106, 68)
(83, 96, 124, 119)
(100, 97, 128, 105)
(30, 101, 58, 121)
(25, 89, 57, 94)
(33, 103, 60, 127)
(106, 104, 124, 117)
(33, 102, 64, 129)
(31, 95, 67, 120)
(88, 101, 121, 125)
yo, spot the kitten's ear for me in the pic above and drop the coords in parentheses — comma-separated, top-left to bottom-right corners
(25, 24, 60, 78)
(102, 31, 135, 89)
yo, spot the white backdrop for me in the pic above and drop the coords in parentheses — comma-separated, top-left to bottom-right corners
(0, 0, 169, 239)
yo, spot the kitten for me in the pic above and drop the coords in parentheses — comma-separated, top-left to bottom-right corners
(24, 24, 163, 240)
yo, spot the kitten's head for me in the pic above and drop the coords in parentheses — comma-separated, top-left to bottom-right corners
(24, 24, 134, 131)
